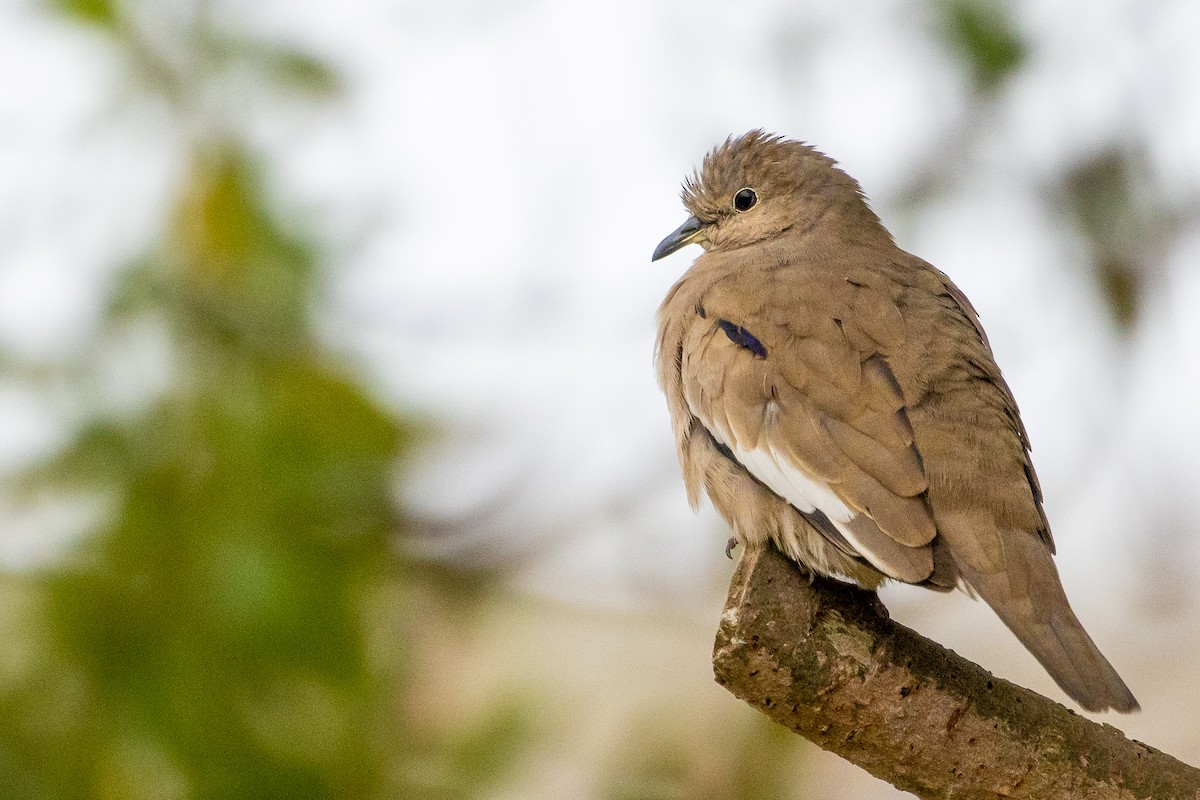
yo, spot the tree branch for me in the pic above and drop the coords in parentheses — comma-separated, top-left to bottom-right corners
(713, 544, 1200, 799)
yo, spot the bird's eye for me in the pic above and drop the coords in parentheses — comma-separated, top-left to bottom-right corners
(733, 188, 757, 212)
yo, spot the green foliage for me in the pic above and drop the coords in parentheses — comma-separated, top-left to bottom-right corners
(1063, 152, 1141, 330)
(0, 140, 398, 800)
(1062, 148, 1182, 333)
(1094, 254, 1139, 332)
(937, 0, 1026, 92)
(46, 0, 117, 28)
(223, 41, 343, 97)
(0, 3, 528, 798)
(397, 693, 535, 800)
(121, 147, 316, 351)
(604, 712, 802, 800)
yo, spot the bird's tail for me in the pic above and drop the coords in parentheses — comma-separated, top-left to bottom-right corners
(956, 533, 1139, 714)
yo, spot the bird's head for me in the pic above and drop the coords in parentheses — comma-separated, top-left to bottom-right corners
(652, 130, 885, 261)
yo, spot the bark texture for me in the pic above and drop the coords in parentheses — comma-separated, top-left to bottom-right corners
(713, 544, 1200, 799)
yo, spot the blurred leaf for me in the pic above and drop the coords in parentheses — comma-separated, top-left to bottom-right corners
(46, 0, 117, 28)
(1061, 149, 1167, 332)
(398, 696, 535, 800)
(444, 697, 534, 789)
(167, 146, 313, 344)
(1064, 151, 1133, 243)
(264, 48, 340, 95)
(937, 0, 1026, 92)
(1096, 255, 1139, 330)
(604, 712, 802, 800)
(243, 44, 342, 97)
(200, 33, 342, 97)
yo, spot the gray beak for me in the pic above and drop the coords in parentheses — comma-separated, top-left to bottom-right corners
(652, 216, 705, 261)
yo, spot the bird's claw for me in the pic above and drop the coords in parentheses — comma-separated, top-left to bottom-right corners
(725, 537, 739, 559)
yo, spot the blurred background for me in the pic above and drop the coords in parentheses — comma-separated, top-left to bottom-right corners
(0, 0, 1198, 797)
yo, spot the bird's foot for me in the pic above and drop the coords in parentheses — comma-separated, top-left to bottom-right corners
(725, 537, 739, 559)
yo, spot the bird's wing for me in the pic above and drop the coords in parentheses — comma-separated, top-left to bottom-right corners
(679, 274, 938, 583)
(928, 266, 1054, 553)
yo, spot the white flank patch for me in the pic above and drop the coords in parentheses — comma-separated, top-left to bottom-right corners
(729, 436, 909, 580)
(730, 441, 855, 523)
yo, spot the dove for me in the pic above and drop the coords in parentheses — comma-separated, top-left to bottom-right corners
(653, 131, 1137, 713)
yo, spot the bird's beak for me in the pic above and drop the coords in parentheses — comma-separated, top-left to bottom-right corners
(652, 216, 706, 262)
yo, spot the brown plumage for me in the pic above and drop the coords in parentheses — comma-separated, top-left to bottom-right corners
(652, 131, 1138, 713)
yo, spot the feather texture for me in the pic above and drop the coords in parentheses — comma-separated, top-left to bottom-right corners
(653, 131, 1138, 713)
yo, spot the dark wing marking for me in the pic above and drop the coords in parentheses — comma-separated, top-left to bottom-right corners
(716, 319, 767, 358)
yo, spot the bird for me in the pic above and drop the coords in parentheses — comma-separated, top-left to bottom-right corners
(651, 130, 1138, 713)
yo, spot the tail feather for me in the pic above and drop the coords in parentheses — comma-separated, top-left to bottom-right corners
(955, 532, 1138, 714)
